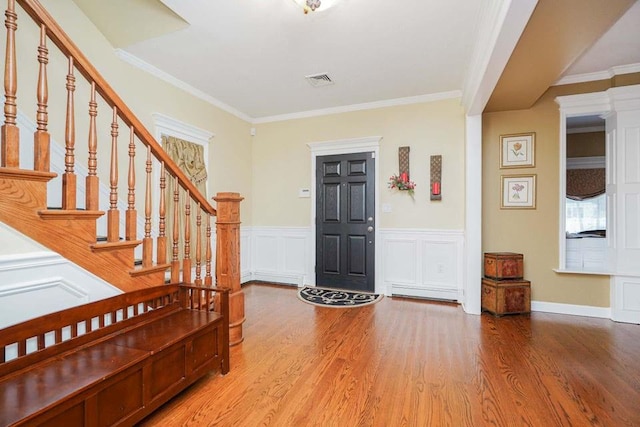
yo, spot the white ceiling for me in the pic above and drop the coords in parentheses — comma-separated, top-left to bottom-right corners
(123, 0, 482, 120)
(562, 0, 640, 77)
(116, 0, 640, 121)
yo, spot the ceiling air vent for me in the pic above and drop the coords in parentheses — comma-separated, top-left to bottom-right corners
(305, 73, 334, 87)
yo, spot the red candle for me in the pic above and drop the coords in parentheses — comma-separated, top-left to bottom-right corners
(432, 182, 440, 195)
(401, 172, 408, 183)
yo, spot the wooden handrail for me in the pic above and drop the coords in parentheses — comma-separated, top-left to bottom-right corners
(16, 0, 216, 215)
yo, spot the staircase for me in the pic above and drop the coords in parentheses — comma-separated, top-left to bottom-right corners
(0, 0, 230, 294)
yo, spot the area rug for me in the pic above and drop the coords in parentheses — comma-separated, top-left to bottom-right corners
(298, 286, 383, 308)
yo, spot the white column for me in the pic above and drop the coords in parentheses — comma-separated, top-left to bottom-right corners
(464, 114, 482, 314)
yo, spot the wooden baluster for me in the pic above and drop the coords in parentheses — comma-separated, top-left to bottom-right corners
(171, 177, 180, 283)
(86, 82, 98, 210)
(143, 146, 152, 267)
(125, 126, 136, 240)
(37, 333, 45, 350)
(62, 57, 76, 209)
(157, 162, 167, 264)
(34, 24, 50, 172)
(183, 193, 192, 283)
(205, 214, 212, 286)
(1, 0, 19, 168)
(195, 204, 202, 285)
(107, 107, 119, 242)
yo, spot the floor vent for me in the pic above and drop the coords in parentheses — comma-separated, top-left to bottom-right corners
(305, 73, 334, 87)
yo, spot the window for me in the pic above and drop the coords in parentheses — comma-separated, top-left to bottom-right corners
(565, 194, 606, 235)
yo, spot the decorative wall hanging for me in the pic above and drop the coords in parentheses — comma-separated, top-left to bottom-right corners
(430, 155, 442, 201)
(501, 174, 536, 209)
(388, 146, 416, 196)
(500, 133, 535, 168)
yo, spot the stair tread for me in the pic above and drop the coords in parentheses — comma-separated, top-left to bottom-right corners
(39, 209, 104, 220)
(130, 263, 171, 277)
(91, 240, 142, 251)
(0, 167, 57, 182)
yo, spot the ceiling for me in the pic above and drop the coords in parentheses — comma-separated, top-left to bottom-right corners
(74, 0, 640, 122)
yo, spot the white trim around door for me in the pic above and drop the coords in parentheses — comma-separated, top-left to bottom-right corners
(307, 136, 382, 293)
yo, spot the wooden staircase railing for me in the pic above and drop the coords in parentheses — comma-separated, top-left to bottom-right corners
(0, 0, 244, 343)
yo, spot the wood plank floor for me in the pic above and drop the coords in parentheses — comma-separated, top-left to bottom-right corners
(139, 283, 640, 426)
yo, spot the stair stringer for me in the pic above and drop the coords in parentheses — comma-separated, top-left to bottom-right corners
(0, 169, 167, 292)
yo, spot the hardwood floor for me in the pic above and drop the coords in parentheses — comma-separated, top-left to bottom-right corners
(139, 283, 640, 426)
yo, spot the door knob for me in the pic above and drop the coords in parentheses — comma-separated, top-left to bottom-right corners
(367, 226, 374, 232)
(368, 217, 374, 222)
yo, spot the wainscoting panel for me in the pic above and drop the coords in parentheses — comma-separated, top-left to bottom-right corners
(247, 227, 312, 286)
(379, 229, 464, 300)
(0, 252, 120, 328)
(240, 230, 251, 283)
(611, 275, 640, 323)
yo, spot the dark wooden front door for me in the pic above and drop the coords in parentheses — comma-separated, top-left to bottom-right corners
(316, 152, 375, 292)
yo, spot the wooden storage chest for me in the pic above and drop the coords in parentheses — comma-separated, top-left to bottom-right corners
(481, 278, 531, 316)
(484, 252, 524, 280)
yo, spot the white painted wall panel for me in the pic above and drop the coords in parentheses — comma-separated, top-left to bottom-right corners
(380, 229, 464, 301)
(0, 253, 120, 328)
(384, 239, 418, 284)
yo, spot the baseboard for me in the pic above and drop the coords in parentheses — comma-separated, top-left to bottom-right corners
(250, 272, 304, 286)
(531, 301, 611, 319)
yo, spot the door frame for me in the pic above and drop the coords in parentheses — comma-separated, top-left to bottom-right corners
(308, 136, 382, 293)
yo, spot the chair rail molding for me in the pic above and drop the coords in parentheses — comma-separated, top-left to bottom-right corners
(0, 251, 120, 328)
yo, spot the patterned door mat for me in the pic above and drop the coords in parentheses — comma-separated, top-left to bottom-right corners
(298, 286, 383, 308)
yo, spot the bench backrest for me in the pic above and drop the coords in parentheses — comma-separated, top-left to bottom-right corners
(0, 285, 182, 378)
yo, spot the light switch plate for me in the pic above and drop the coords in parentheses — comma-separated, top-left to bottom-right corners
(298, 188, 311, 198)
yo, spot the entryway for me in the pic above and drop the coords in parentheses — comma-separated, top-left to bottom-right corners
(315, 152, 375, 292)
(308, 137, 381, 294)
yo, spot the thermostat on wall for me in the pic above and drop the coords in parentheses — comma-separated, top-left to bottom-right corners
(298, 188, 311, 198)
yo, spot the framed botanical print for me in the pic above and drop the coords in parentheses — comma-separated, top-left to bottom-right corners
(500, 133, 535, 168)
(501, 174, 536, 209)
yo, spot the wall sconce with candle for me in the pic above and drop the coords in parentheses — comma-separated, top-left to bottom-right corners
(388, 146, 416, 196)
(430, 155, 442, 201)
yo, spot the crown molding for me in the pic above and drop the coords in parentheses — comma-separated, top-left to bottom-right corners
(555, 63, 640, 86)
(566, 156, 605, 170)
(253, 91, 462, 124)
(566, 125, 605, 134)
(115, 49, 254, 123)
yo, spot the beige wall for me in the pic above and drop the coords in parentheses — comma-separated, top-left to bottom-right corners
(482, 77, 639, 307)
(252, 99, 466, 229)
(567, 132, 605, 158)
(10, 1, 253, 224)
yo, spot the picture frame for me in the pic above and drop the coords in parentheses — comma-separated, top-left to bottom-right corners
(500, 132, 535, 168)
(501, 174, 536, 209)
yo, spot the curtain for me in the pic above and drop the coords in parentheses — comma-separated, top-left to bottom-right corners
(163, 135, 208, 263)
(566, 168, 605, 201)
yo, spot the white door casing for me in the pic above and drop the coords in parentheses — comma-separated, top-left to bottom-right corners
(557, 84, 640, 323)
(308, 137, 382, 293)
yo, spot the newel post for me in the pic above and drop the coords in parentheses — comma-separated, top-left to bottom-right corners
(214, 192, 244, 346)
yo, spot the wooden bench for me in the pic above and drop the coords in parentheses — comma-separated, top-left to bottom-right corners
(0, 284, 229, 426)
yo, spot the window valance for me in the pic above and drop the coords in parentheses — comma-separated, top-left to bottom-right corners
(566, 168, 605, 200)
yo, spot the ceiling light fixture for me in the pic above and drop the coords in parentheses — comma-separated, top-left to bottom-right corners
(292, 0, 339, 14)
